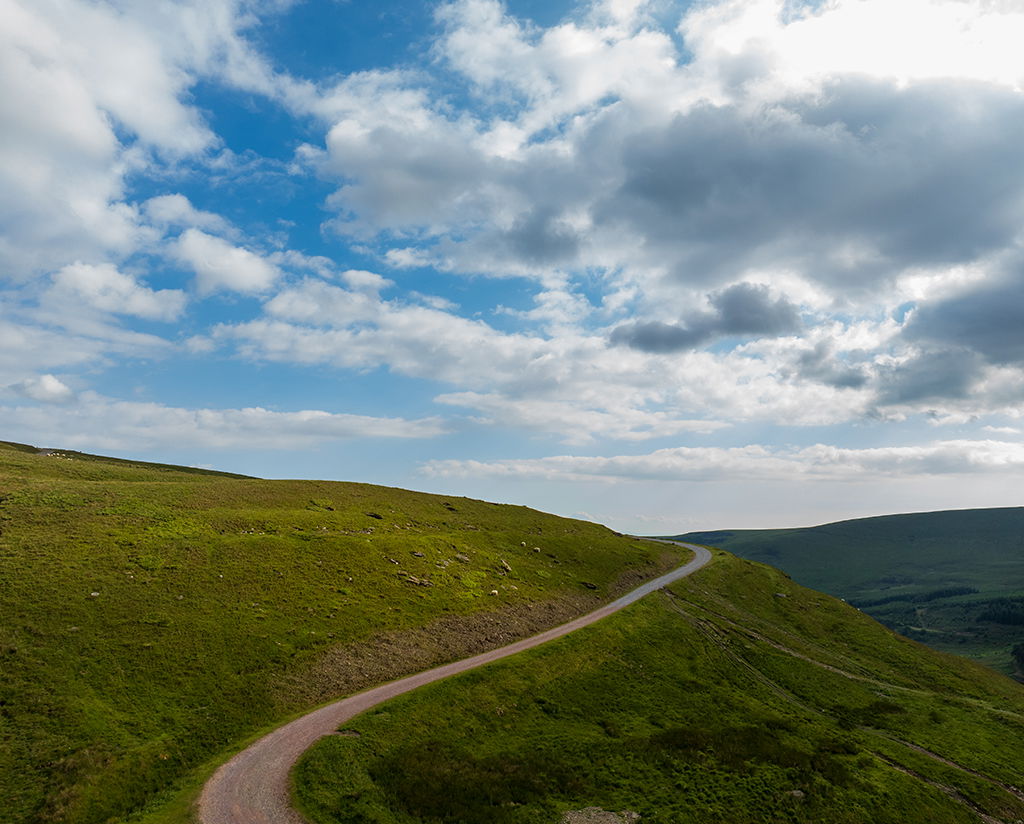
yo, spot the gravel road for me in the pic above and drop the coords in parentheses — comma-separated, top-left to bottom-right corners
(197, 541, 712, 824)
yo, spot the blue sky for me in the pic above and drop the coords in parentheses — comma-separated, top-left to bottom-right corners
(4, 0, 1024, 533)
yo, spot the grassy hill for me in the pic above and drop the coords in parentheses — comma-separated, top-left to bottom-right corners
(0, 441, 680, 824)
(673, 509, 1024, 678)
(294, 552, 1024, 824)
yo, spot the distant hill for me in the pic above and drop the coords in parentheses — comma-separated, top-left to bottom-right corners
(0, 439, 255, 478)
(295, 551, 1024, 824)
(673, 508, 1024, 678)
(0, 441, 679, 824)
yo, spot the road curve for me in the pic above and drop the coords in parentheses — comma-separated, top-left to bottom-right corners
(197, 541, 712, 824)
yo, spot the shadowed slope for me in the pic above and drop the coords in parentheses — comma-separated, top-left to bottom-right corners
(295, 551, 1024, 824)
(675, 508, 1024, 676)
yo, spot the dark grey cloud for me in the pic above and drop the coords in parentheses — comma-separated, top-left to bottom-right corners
(592, 79, 1024, 289)
(795, 342, 868, 389)
(503, 208, 580, 264)
(903, 275, 1024, 366)
(875, 349, 984, 405)
(611, 282, 801, 352)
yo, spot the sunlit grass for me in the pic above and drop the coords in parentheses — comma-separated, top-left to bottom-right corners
(0, 441, 677, 824)
(295, 553, 1024, 824)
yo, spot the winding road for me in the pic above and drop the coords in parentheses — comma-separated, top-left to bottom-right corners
(198, 541, 712, 824)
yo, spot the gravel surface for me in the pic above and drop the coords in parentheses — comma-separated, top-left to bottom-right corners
(197, 542, 712, 824)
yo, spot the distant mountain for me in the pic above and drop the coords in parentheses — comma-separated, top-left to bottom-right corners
(673, 508, 1024, 678)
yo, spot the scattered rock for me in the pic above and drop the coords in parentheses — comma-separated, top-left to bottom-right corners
(787, 789, 806, 799)
(411, 551, 425, 557)
(774, 592, 789, 598)
(365, 512, 383, 520)
(489, 589, 499, 596)
(89, 592, 99, 597)
(533, 546, 541, 552)
(500, 559, 513, 573)
(455, 553, 471, 563)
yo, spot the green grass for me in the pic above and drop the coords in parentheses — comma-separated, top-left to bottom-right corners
(294, 552, 1024, 824)
(0, 441, 679, 824)
(674, 508, 1024, 677)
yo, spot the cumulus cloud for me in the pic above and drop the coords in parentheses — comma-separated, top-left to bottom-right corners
(173, 229, 280, 295)
(0, 0, 297, 279)
(1, 391, 448, 452)
(306, 0, 1024, 305)
(143, 194, 232, 234)
(0, 1, 205, 277)
(6, 0, 1024, 496)
(611, 282, 801, 352)
(875, 349, 986, 405)
(46, 262, 186, 321)
(213, 277, 875, 442)
(264, 0, 1024, 442)
(903, 275, 1024, 367)
(792, 341, 869, 390)
(424, 439, 1024, 483)
(8, 373, 74, 404)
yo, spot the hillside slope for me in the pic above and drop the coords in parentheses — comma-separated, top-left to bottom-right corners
(295, 552, 1024, 824)
(674, 508, 1024, 677)
(0, 442, 680, 824)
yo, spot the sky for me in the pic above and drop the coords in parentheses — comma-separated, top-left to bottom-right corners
(3, 0, 1024, 534)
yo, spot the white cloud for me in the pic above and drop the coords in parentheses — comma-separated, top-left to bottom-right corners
(215, 278, 882, 442)
(47, 262, 186, 321)
(4, 0, 1024, 515)
(341, 269, 393, 293)
(435, 391, 728, 443)
(40, 0, 214, 154)
(268, 249, 338, 280)
(383, 247, 434, 269)
(299, 0, 1024, 320)
(0, 0, 299, 280)
(8, 373, 74, 404)
(424, 439, 1024, 483)
(173, 229, 280, 294)
(0, 0, 214, 278)
(1, 391, 448, 452)
(681, 0, 1024, 104)
(143, 194, 232, 234)
(0, 316, 170, 381)
(983, 425, 1021, 435)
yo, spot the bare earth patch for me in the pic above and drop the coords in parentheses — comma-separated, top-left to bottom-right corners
(560, 807, 641, 824)
(275, 550, 681, 710)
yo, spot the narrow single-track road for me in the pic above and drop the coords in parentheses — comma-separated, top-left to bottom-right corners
(198, 541, 712, 824)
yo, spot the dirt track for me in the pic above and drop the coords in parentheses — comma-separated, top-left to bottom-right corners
(197, 541, 712, 824)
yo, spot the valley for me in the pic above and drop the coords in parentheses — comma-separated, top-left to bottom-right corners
(675, 510, 1024, 679)
(3, 441, 1023, 824)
